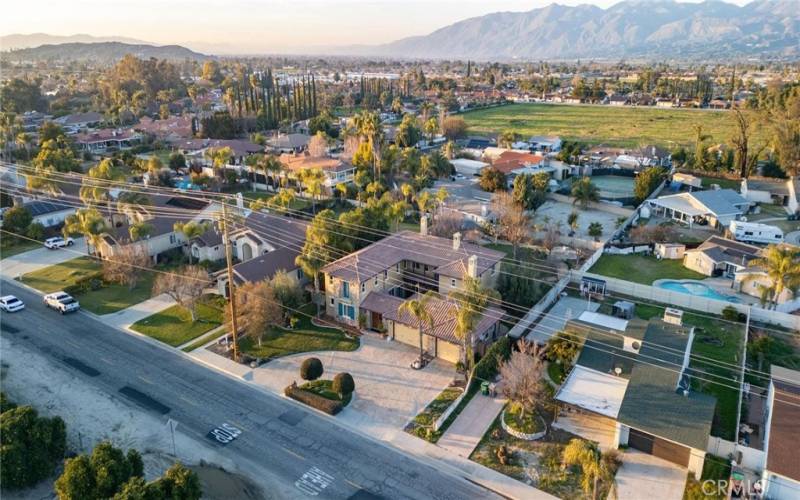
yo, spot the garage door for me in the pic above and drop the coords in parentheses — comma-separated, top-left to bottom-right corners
(628, 428, 690, 467)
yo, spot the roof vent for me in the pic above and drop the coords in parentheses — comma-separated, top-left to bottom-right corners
(663, 307, 683, 326)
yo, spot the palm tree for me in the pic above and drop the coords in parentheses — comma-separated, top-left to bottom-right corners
(398, 291, 437, 366)
(244, 155, 262, 192)
(353, 110, 383, 181)
(129, 221, 153, 242)
(419, 101, 435, 125)
(174, 221, 211, 264)
(264, 155, 283, 190)
(546, 331, 579, 366)
(562, 439, 621, 500)
(746, 245, 800, 309)
(498, 130, 519, 149)
(63, 208, 108, 256)
(297, 168, 326, 214)
(567, 211, 579, 235)
(116, 190, 150, 219)
(15, 132, 31, 161)
(571, 177, 600, 209)
(449, 276, 500, 373)
(80, 159, 124, 209)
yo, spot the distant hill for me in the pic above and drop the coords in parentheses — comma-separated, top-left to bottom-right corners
(3, 42, 210, 62)
(1, 33, 152, 50)
(360, 0, 800, 61)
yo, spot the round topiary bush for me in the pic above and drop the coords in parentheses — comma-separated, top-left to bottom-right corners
(332, 372, 355, 397)
(300, 358, 323, 381)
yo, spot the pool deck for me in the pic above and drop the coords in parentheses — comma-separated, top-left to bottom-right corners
(652, 278, 759, 305)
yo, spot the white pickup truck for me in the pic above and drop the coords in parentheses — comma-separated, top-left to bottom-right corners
(43, 292, 80, 314)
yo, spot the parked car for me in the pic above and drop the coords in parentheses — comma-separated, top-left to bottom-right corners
(0, 295, 25, 312)
(44, 236, 75, 249)
(43, 292, 80, 314)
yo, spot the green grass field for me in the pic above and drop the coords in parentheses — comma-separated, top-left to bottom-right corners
(589, 254, 706, 285)
(130, 295, 225, 347)
(21, 256, 101, 293)
(461, 103, 765, 148)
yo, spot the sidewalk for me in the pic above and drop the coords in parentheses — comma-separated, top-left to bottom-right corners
(94, 293, 176, 331)
(437, 392, 506, 457)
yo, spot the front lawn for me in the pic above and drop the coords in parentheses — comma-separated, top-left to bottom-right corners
(239, 305, 359, 360)
(0, 238, 40, 259)
(589, 254, 706, 285)
(130, 295, 225, 347)
(76, 273, 157, 315)
(21, 256, 101, 293)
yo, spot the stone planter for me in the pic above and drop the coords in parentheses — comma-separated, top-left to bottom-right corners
(501, 409, 547, 441)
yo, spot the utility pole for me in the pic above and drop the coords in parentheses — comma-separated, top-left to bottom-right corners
(221, 201, 239, 362)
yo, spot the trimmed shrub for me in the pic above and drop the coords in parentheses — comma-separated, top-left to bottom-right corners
(284, 384, 342, 415)
(300, 357, 323, 381)
(332, 372, 355, 397)
(474, 336, 512, 381)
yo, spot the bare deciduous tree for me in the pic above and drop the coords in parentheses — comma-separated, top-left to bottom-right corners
(492, 191, 530, 259)
(152, 266, 209, 321)
(102, 244, 152, 290)
(429, 212, 463, 238)
(225, 281, 283, 347)
(500, 340, 545, 418)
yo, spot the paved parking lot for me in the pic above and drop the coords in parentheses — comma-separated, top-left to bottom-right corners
(253, 334, 457, 432)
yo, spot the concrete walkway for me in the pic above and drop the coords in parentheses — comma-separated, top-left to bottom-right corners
(94, 293, 176, 331)
(1, 238, 87, 279)
(438, 392, 506, 458)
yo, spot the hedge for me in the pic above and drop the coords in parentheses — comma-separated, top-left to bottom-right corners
(474, 336, 512, 381)
(284, 383, 343, 415)
(63, 272, 105, 295)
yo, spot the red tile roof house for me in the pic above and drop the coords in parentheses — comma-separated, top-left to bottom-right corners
(760, 365, 800, 499)
(320, 220, 505, 364)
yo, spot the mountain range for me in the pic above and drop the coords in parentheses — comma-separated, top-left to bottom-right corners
(363, 0, 800, 61)
(2, 42, 208, 62)
(0, 33, 152, 50)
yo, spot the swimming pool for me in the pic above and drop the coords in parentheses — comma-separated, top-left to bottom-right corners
(590, 175, 635, 199)
(657, 280, 742, 303)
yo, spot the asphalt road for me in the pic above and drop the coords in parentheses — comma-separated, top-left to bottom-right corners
(0, 280, 499, 500)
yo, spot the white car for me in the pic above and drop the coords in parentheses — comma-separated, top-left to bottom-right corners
(0, 295, 25, 312)
(43, 292, 80, 314)
(44, 236, 75, 249)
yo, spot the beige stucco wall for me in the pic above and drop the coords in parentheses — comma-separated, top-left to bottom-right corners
(683, 251, 715, 276)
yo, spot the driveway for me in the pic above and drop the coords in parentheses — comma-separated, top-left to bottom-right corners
(253, 333, 456, 436)
(0, 238, 87, 279)
(614, 451, 687, 500)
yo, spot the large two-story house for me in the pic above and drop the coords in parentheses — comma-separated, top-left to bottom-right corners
(321, 219, 505, 364)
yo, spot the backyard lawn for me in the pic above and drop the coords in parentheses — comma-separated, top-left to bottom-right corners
(130, 295, 226, 347)
(589, 254, 706, 285)
(698, 175, 741, 190)
(21, 256, 101, 293)
(239, 305, 359, 360)
(460, 103, 765, 148)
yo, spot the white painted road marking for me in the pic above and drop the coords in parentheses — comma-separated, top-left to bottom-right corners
(295, 467, 334, 496)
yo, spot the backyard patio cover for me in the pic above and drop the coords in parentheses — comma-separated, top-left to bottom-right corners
(556, 365, 629, 419)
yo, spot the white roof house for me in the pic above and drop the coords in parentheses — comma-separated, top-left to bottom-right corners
(557, 365, 629, 418)
(450, 158, 489, 177)
(647, 189, 750, 228)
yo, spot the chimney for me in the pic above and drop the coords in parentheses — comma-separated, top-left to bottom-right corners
(468, 254, 478, 278)
(420, 214, 429, 236)
(452, 232, 462, 250)
(236, 192, 244, 211)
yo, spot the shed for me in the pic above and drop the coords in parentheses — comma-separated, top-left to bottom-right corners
(612, 301, 635, 319)
(654, 242, 686, 260)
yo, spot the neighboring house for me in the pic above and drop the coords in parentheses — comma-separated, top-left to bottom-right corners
(213, 211, 309, 295)
(175, 138, 263, 166)
(450, 158, 489, 177)
(265, 133, 310, 154)
(608, 95, 630, 106)
(760, 366, 800, 500)
(528, 135, 562, 152)
(278, 153, 355, 187)
(646, 189, 751, 228)
(134, 115, 195, 142)
(321, 224, 505, 363)
(425, 179, 494, 226)
(740, 178, 799, 214)
(55, 111, 104, 131)
(556, 310, 715, 478)
(683, 235, 761, 277)
(734, 262, 798, 310)
(22, 200, 75, 228)
(74, 129, 141, 153)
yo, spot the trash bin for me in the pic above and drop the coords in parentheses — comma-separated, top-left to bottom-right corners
(480, 381, 490, 395)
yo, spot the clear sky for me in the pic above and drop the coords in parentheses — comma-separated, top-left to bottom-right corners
(3, 0, 754, 54)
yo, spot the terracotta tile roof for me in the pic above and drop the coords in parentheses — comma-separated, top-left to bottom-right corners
(279, 153, 353, 173)
(321, 230, 504, 283)
(492, 151, 543, 174)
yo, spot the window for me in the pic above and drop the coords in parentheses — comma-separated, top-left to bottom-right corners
(396, 263, 400, 272)
(361, 282, 365, 293)
(491, 264, 496, 275)
(341, 282, 350, 299)
(374, 276, 378, 286)
(348, 305, 355, 320)
(339, 303, 355, 320)
(414, 262, 420, 270)
(169, 234, 176, 244)
(451, 278, 456, 287)
(384, 270, 388, 279)
(424, 265, 429, 272)
(330, 297, 335, 306)
(328, 275, 333, 285)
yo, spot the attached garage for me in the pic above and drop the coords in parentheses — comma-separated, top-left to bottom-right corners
(437, 340, 461, 364)
(628, 428, 691, 467)
(392, 321, 419, 347)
